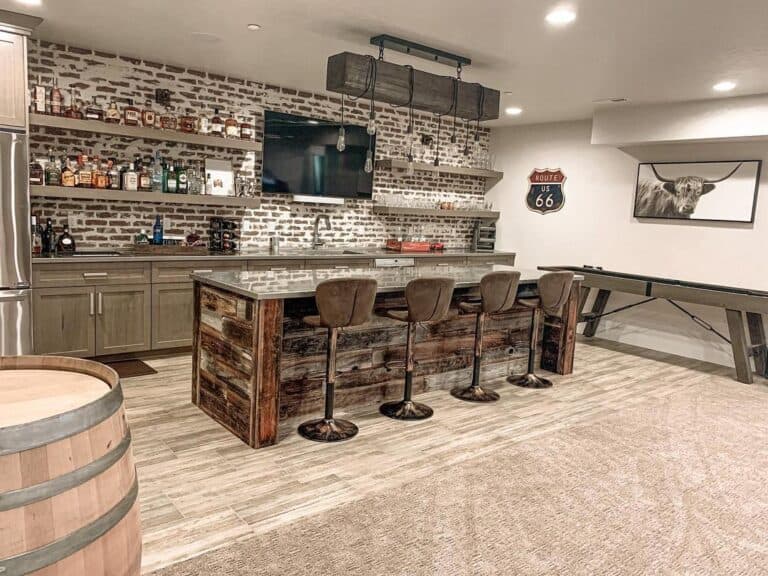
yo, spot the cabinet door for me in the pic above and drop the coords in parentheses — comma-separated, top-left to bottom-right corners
(95, 284, 151, 356)
(33, 287, 96, 357)
(152, 283, 194, 349)
(0, 32, 26, 130)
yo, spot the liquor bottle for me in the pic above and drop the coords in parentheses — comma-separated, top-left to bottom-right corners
(151, 153, 164, 193)
(152, 215, 164, 245)
(142, 100, 155, 128)
(210, 108, 224, 137)
(124, 99, 141, 126)
(84, 96, 105, 121)
(138, 157, 152, 191)
(179, 110, 198, 133)
(29, 159, 44, 186)
(105, 100, 121, 123)
(205, 172, 213, 195)
(239, 115, 253, 140)
(224, 111, 239, 138)
(77, 153, 93, 188)
(31, 216, 43, 256)
(61, 158, 77, 187)
(164, 164, 178, 193)
(122, 162, 139, 191)
(160, 107, 177, 130)
(42, 218, 55, 255)
(50, 76, 63, 116)
(107, 159, 121, 190)
(93, 157, 108, 189)
(45, 151, 62, 186)
(198, 110, 210, 135)
(31, 75, 47, 114)
(176, 162, 189, 194)
(55, 224, 76, 254)
(135, 229, 150, 245)
(64, 90, 83, 119)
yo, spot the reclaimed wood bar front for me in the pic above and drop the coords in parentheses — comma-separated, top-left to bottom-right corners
(191, 265, 582, 448)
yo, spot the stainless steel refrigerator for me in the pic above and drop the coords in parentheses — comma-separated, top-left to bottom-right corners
(0, 130, 32, 355)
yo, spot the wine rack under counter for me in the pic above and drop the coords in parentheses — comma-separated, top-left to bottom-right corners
(372, 204, 500, 220)
(30, 185, 262, 208)
(29, 114, 264, 153)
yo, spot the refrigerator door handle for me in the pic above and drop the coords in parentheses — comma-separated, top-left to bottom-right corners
(0, 290, 29, 301)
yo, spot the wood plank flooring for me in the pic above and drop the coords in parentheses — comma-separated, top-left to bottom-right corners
(122, 337, 765, 574)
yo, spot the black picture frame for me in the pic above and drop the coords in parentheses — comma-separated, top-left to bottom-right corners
(633, 160, 762, 224)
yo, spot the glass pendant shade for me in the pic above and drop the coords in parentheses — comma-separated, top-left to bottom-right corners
(336, 126, 346, 152)
(406, 153, 415, 176)
(367, 117, 377, 135)
(364, 149, 374, 173)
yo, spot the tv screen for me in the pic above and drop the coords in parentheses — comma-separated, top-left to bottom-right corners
(262, 111, 375, 199)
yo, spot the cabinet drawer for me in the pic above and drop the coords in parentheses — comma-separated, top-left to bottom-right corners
(466, 255, 516, 266)
(247, 259, 304, 272)
(416, 257, 467, 268)
(305, 258, 373, 270)
(152, 260, 245, 283)
(33, 262, 151, 288)
(152, 283, 194, 349)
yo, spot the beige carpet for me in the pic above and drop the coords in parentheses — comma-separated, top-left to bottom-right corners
(153, 380, 768, 576)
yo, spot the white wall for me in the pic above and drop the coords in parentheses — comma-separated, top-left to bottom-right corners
(489, 120, 768, 367)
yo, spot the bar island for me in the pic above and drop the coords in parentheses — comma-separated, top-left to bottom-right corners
(190, 264, 582, 448)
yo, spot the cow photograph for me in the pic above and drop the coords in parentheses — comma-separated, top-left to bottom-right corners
(634, 160, 761, 223)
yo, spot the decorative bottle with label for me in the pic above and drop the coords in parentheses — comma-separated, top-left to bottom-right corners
(152, 215, 164, 245)
(142, 100, 156, 128)
(122, 162, 139, 191)
(42, 218, 55, 255)
(198, 110, 210, 135)
(85, 96, 105, 121)
(160, 106, 177, 130)
(50, 75, 63, 116)
(29, 159, 44, 186)
(124, 99, 141, 126)
(56, 224, 76, 254)
(64, 90, 83, 119)
(151, 153, 164, 193)
(138, 157, 152, 191)
(164, 164, 178, 193)
(176, 162, 188, 194)
(30, 216, 43, 256)
(239, 115, 254, 140)
(61, 158, 76, 187)
(77, 153, 93, 188)
(105, 100, 121, 123)
(31, 75, 47, 114)
(45, 151, 62, 186)
(107, 159, 121, 189)
(224, 111, 239, 138)
(210, 108, 224, 137)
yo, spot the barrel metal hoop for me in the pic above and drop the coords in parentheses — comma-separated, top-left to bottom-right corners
(0, 432, 132, 512)
(0, 383, 124, 457)
(0, 473, 139, 576)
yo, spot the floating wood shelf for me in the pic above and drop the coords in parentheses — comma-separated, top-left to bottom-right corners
(376, 159, 503, 191)
(30, 186, 261, 208)
(372, 204, 499, 220)
(29, 114, 263, 153)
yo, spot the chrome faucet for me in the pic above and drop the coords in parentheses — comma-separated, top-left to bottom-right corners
(312, 214, 331, 248)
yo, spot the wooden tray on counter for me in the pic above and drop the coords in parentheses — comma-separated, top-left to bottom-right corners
(385, 240, 444, 253)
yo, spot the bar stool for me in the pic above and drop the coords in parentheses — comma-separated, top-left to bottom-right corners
(380, 277, 455, 420)
(508, 271, 574, 389)
(451, 271, 522, 402)
(298, 277, 378, 442)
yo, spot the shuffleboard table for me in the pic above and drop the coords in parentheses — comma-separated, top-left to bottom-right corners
(541, 266, 768, 384)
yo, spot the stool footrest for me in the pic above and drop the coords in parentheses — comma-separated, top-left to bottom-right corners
(298, 418, 359, 442)
(450, 385, 500, 403)
(507, 373, 553, 389)
(379, 400, 433, 420)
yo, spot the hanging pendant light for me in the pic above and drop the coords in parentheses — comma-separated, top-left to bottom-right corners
(406, 151, 415, 176)
(336, 94, 346, 152)
(367, 55, 379, 135)
(364, 133, 374, 174)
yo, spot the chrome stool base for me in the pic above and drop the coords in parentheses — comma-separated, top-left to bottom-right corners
(379, 400, 434, 420)
(298, 418, 359, 442)
(450, 385, 500, 403)
(508, 373, 553, 389)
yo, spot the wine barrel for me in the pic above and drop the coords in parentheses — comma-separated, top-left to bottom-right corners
(0, 356, 141, 576)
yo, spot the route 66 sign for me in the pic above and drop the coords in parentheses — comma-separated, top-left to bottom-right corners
(527, 169, 566, 214)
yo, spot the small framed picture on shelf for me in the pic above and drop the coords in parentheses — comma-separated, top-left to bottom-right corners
(205, 159, 234, 196)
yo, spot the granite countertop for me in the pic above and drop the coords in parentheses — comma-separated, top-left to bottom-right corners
(191, 264, 561, 301)
(32, 248, 515, 264)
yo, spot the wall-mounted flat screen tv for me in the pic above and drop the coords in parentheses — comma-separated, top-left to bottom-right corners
(262, 111, 375, 199)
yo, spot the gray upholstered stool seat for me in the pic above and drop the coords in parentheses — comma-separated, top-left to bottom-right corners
(451, 271, 521, 402)
(379, 277, 455, 421)
(508, 272, 574, 389)
(298, 277, 378, 442)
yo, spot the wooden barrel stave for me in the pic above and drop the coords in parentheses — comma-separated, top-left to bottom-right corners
(0, 356, 141, 576)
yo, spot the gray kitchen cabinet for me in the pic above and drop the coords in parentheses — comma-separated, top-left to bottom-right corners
(33, 286, 96, 357)
(95, 284, 152, 356)
(152, 283, 194, 349)
(0, 31, 26, 130)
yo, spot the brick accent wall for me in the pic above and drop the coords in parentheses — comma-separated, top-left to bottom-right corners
(27, 40, 493, 249)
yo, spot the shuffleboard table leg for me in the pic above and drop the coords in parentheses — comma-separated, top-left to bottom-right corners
(726, 309, 754, 384)
(583, 289, 611, 337)
(746, 312, 767, 378)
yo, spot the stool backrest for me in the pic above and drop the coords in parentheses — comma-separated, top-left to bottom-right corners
(538, 272, 575, 318)
(480, 271, 522, 314)
(405, 277, 455, 322)
(315, 278, 378, 328)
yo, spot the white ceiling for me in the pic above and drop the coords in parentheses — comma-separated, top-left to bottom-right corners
(4, 0, 768, 126)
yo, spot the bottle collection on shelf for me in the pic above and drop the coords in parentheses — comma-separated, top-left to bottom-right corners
(30, 216, 76, 256)
(30, 75, 255, 140)
(29, 151, 215, 195)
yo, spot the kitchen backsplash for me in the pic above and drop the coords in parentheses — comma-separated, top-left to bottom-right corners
(27, 40, 492, 249)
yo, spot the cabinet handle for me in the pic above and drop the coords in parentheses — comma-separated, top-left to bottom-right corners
(192, 269, 213, 274)
(98, 292, 103, 315)
(270, 267, 287, 272)
(83, 272, 108, 278)
(333, 265, 350, 270)
(89, 293, 95, 316)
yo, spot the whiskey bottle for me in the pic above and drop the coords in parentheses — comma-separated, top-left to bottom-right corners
(107, 159, 121, 190)
(142, 100, 156, 127)
(224, 111, 239, 138)
(42, 218, 55, 255)
(77, 153, 93, 188)
(31, 216, 43, 256)
(239, 115, 254, 140)
(138, 157, 152, 191)
(64, 90, 83, 119)
(85, 96, 105, 121)
(198, 111, 210, 135)
(93, 157, 108, 189)
(176, 162, 189, 194)
(31, 75, 47, 114)
(29, 159, 44, 186)
(55, 224, 76, 254)
(122, 162, 139, 191)
(124, 99, 141, 126)
(210, 108, 224, 137)
(44, 151, 62, 186)
(160, 107, 177, 130)
(105, 100, 121, 123)
(179, 110, 198, 133)
(61, 157, 77, 187)
(50, 75, 63, 116)
(164, 164, 178, 193)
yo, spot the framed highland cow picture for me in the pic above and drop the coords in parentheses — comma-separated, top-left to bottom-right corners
(634, 160, 761, 223)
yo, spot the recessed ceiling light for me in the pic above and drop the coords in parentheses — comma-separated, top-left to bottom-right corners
(545, 7, 576, 26)
(191, 32, 222, 43)
(16, 0, 42, 6)
(713, 80, 736, 92)
(592, 97, 631, 104)
(505, 107, 523, 116)
(247, 24, 262, 31)
(503, 91, 515, 96)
